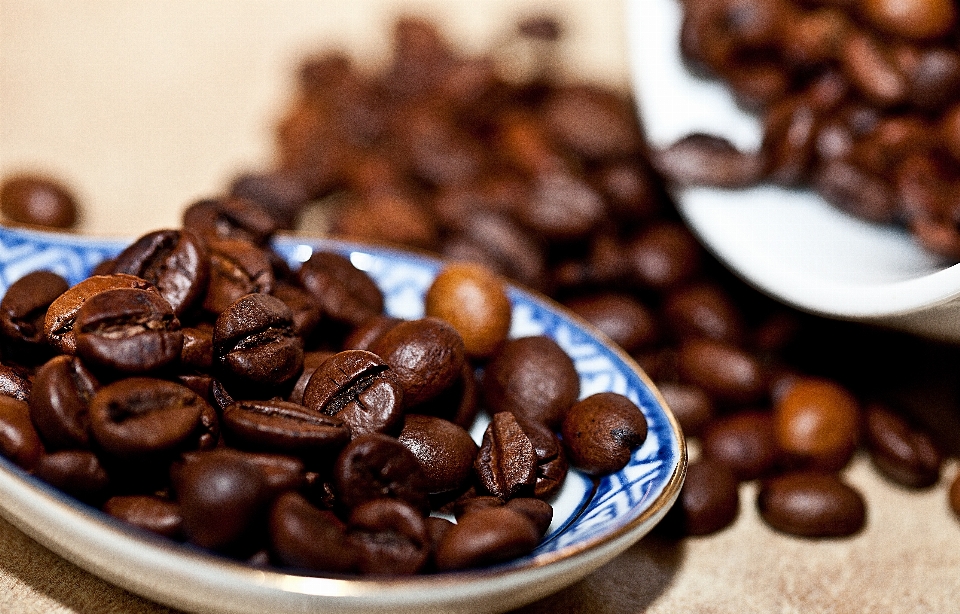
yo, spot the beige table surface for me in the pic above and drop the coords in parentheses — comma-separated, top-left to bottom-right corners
(3, 2, 960, 613)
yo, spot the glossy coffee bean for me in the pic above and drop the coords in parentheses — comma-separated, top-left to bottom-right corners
(0, 174, 78, 228)
(861, 0, 955, 41)
(32, 449, 109, 502)
(0, 364, 32, 403)
(88, 378, 209, 458)
(475, 411, 537, 500)
(701, 410, 779, 481)
(29, 355, 99, 450)
(505, 497, 554, 537)
(773, 377, 859, 471)
(222, 399, 350, 457)
(74, 288, 183, 375)
(269, 491, 357, 573)
(424, 262, 512, 360)
(348, 498, 430, 575)
(182, 197, 278, 246)
(434, 506, 540, 571)
(178, 448, 305, 498)
(371, 317, 466, 407)
(302, 350, 404, 437)
(270, 281, 322, 339)
(213, 293, 304, 390)
(678, 338, 767, 405)
(664, 459, 739, 537)
(44, 273, 155, 355)
(864, 403, 941, 488)
(561, 392, 647, 476)
(297, 251, 384, 327)
(655, 381, 714, 437)
(110, 229, 210, 317)
(482, 335, 579, 430)
(180, 325, 214, 373)
(334, 433, 429, 513)
(653, 133, 762, 188)
(662, 282, 744, 343)
(564, 293, 659, 354)
(0, 270, 69, 348)
(176, 450, 269, 551)
(0, 396, 44, 470)
(342, 315, 401, 351)
(229, 170, 308, 230)
(625, 222, 701, 290)
(398, 414, 477, 495)
(103, 495, 183, 539)
(757, 471, 866, 538)
(406, 359, 480, 429)
(516, 171, 605, 242)
(202, 239, 275, 316)
(515, 414, 568, 499)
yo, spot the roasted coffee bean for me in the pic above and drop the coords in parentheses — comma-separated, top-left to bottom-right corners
(505, 497, 554, 537)
(178, 448, 305, 497)
(662, 459, 739, 537)
(229, 170, 309, 230)
(397, 414, 477, 495)
(514, 414, 568, 499)
(482, 335, 579, 430)
(202, 239, 275, 315)
(110, 229, 210, 317)
(655, 381, 714, 437)
(286, 350, 335, 406)
(561, 392, 647, 476)
(331, 192, 439, 250)
(29, 355, 98, 450)
(213, 293, 304, 391)
(662, 282, 744, 343)
(103, 495, 183, 539)
(342, 315, 401, 351)
(297, 251, 384, 328)
(0, 396, 44, 470)
(176, 450, 269, 551)
(406, 359, 479, 429)
(302, 350, 404, 437)
(334, 433, 429, 513)
(371, 317, 466, 407)
(757, 471, 866, 538)
(678, 338, 767, 405)
(88, 378, 209, 458)
(543, 84, 643, 159)
(33, 449, 109, 502)
(0, 364, 32, 403)
(180, 325, 214, 373)
(475, 411, 537, 500)
(0, 270, 69, 348)
(434, 506, 540, 571)
(864, 403, 941, 488)
(653, 133, 762, 188)
(0, 174, 78, 228)
(271, 281, 322, 339)
(564, 293, 659, 354)
(348, 498, 430, 575)
(222, 399, 350, 457)
(773, 377, 859, 471)
(74, 288, 183, 375)
(269, 491, 357, 573)
(625, 222, 701, 290)
(702, 410, 780, 481)
(44, 273, 155, 355)
(424, 262, 512, 360)
(516, 171, 605, 242)
(182, 196, 278, 246)
(860, 0, 956, 41)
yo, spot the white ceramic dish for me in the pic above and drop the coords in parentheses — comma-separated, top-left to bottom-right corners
(0, 225, 685, 614)
(626, 0, 960, 342)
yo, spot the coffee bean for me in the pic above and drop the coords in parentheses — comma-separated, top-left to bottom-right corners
(229, 170, 309, 230)
(334, 433, 430, 513)
(297, 251, 384, 328)
(342, 315, 401, 351)
(757, 471, 866, 538)
(655, 381, 715, 437)
(564, 293, 659, 354)
(180, 325, 214, 373)
(702, 410, 780, 481)
(662, 459, 739, 537)
(103, 495, 183, 539)
(0, 364, 32, 403)
(269, 491, 357, 573)
(0, 174, 78, 228)
(302, 349, 404, 437)
(270, 281, 322, 340)
(398, 414, 477, 495)
(202, 239, 275, 316)
(434, 506, 540, 571)
(29, 355, 99, 450)
(864, 403, 941, 488)
(861, 0, 956, 41)
(653, 133, 762, 188)
(773, 377, 859, 471)
(182, 196, 278, 246)
(222, 399, 350, 457)
(516, 171, 605, 242)
(33, 449, 109, 502)
(0, 270, 69, 349)
(475, 411, 537, 500)
(625, 222, 702, 290)
(505, 497, 554, 537)
(178, 448, 305, 497)
(0, 396, 44, 470)
(678, 338, 767, 405)
(663, 282, 744, 344)
(348, 498, 430, 575)
(561, 392, 648, 476)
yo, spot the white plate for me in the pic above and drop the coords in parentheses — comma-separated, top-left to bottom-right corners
(626, 0, 960, 342)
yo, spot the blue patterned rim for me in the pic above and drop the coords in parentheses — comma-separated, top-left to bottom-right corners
(0, 224, 685, 580)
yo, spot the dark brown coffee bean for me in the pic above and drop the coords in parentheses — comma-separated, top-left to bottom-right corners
(655, 381, 715, 437)
(561, 392, 647, 476)
(0, 396, 44, 470)
(178, 448, 305, 497)
(761, 94, 820, 185)
(505, 497, 553, 537)
(334, 433, 429, 513)
(302, 350, 404, 437)
(592, 160, 663, 222)
(702, 410, 780, 481)
(864, 403, 941, 488)
(773, 377, 859, 471)
(0, 364, 32, 403)
(757, 471, 866, 538)
(103, 495, 183, 539)
(662, 282, 744, 344)
(342, 315, 401, 351)
(678, 338, 767, 405)
(0, 174, 78, 228)
(182, 196, 278, 246)
(564, 293, 659, 354)
(33, 449, 109, 502)
(482, 335, 579, 430)
(0, 270, 69, 348)
(44, 273, 155, 355)
(180, 325, 213, 373)
(662, 459, 739, 537)
(813, 158, 895, 223)
(861, 0, 955, 41)
(74, 288, 183, 375)
(543, 84, 643, 159)
(286, 350, 335, 406)
(441, 212, 547, 292)
(434, 506, 540, 571)
(269, 491, 357, 573)
(176, 450, 269, 551)
(29, 355, 98, 450)
(398, 414, 477, 495)
(371, 317, 466, 407)
(331, 193, 439, 250)
(348, 498, 430, 575)
(424, 262, 512, 360)
(222, 399, 350, 457)
(202, 239, 275, 316)
(475, 411, 537, 500)
(110, 229, 210, 317)
(516, 171, 605, 242)
(625, 222, 702, 291)
(270, 282, 322, 340)
(405, 359, 479, 429)
(297, 251, 384, 328)
(653, 133, 762, 188)
(229, 170, 309, 230)
(213, 293, 304, 391)
(88, 378, 209, 458)
(840, 31, 907, 108)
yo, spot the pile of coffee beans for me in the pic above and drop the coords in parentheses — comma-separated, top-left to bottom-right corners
(220, 14, 960, 540)
(662, 0, 960, 260)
